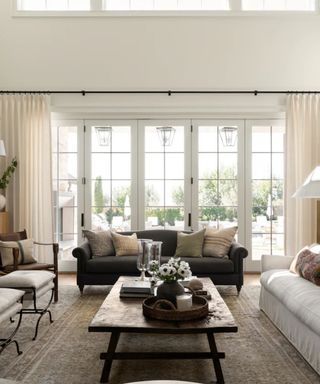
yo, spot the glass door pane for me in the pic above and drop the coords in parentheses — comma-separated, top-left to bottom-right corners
(52, 120, 83, 265)
(246, 120, 285, 271)
(85, 121, 136, 232)
(140, 120, 190, 230)
(194, 121, 243, 232)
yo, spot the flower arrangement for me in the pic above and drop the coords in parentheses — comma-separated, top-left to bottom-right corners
(156, 257, 192, 282)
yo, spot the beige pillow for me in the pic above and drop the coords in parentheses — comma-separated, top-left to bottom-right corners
(111, 232, 139, 256)
(83, 230, 115, 257)
(174, 229, 206, 258)
(203, 226, 238, 258)
(0, 239, 36, 267)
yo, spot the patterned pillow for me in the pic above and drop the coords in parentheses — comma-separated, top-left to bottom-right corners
(295, 248, 320, 286)
(111, 232, 138, 256)
(174, 229, 206, 258)
(202, 226, 238, 258)
(289, 246, 308, 274)
(83, 230, 115, 257)
(0, 239, 36, 267)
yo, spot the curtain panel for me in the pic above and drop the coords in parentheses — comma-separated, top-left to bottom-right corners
(0, 94, 53, 262)
(286, 94, 320, 256)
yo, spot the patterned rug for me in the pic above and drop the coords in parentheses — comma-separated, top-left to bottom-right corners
(0, 285, 319, 384)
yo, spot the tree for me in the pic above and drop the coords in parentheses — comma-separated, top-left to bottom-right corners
(94, 176, 104, 214)
(145, 184, 160, 206)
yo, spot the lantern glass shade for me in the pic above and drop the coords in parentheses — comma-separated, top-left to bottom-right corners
(156, 127, 176, 146)
(0, 140, 6, 157)
(95, 127, 112, 146)
(219, 127, 237, 147)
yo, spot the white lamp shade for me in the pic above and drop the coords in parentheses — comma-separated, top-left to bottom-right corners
(293, 166, 320, 198)
(0, 140, 6, 157)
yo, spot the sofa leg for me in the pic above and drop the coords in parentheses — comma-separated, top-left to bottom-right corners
(78, 284, 84, 294)
(236, 284, 242, 295)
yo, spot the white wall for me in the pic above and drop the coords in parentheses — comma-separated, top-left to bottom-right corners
(1, 1, 320, 112)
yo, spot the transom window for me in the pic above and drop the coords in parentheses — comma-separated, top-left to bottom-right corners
(242, 0, 315, 11)
(15, 0, 317, 12)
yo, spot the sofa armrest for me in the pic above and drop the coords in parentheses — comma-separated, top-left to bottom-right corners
(72, 242, 91, 272)
(229, 242, 248, 273)
(261, 254, 294, 273)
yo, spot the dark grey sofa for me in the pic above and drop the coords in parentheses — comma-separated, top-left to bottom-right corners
(72, 229, 248, 294)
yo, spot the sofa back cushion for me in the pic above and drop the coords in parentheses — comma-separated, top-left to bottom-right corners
(83, 230, 115, 258)
(174, 229, 205, 258)
(120, 230, 180, 256)
(203, 226, 238, 258)
(111, 232, 139, 256)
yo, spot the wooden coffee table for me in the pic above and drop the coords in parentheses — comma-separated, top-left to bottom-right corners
(89, 277, 237, 384)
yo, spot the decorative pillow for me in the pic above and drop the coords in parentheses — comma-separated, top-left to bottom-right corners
(174, 229, 206, 258)
(202, 226, 238, 258)
(83, 230, 115, 257)
(0, 239, 36, 267)
(111, 232, 138, 256)
(295, 248, 320, 286)
(289, 246, 308, 274)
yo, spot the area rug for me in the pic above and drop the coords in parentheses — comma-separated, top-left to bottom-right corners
(0, 285, 319, 384)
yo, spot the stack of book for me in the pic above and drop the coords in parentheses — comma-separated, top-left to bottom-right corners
(120, 280, 154, 298)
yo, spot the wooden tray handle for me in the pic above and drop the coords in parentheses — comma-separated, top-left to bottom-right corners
(152, 299, 177, 311)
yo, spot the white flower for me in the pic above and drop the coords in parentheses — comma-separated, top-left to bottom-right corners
(159, 264, 171, 277)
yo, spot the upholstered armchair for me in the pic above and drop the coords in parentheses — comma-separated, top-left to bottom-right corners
(0, 229, 59, 302)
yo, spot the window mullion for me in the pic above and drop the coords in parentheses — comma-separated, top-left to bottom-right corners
(90, 0, 103, 11)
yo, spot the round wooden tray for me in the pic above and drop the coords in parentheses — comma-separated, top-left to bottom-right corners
(142, 296, 208, 321)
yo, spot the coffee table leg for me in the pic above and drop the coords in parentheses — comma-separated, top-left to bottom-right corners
(100, 331, 120, 383)
(207, 332, 225, 384)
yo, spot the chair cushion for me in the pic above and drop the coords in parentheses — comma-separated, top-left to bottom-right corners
(0, 270, 55, 290)
(203, 226, 238, 258)
(260, 269, 320, 335)
(3, 262, 54, 273)
(0, 288, 24, 314)
(83, 229, 115, 257)
(174, 229, 205, 258)
(0, 239, 37, 267)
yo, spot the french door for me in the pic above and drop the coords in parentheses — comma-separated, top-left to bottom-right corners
(52, 117, 285, 272)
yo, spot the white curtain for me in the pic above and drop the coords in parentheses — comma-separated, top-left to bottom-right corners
(0, 94, 53, 262)
(286, 94, 320, 256)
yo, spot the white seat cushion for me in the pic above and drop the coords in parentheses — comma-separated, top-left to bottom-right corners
(0, 288, 24, 324)
(0, 270, 55, 291)
(260, 269, 320, 335)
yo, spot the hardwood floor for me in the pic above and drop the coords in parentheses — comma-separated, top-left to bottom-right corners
(58, 272, 261, 286)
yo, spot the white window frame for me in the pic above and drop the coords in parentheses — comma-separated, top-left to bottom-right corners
(245, 118, 285, 271)
(13, 0, 320, 16)
(191, 119, 245, 245)
(52, 119, 85, 271)
(137, 119, 192, 230)
(84, 119, 138, 231)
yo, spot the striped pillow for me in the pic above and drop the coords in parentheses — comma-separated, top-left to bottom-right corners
(203, 227, 238, 258)
(111, 232, 139, 256)
(0, 239, 36, 267)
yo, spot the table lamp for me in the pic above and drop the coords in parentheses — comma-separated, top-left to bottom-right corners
(293, 166, 320, 243)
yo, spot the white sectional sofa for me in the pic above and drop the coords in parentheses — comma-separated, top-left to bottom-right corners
(260, 254, 320, 375)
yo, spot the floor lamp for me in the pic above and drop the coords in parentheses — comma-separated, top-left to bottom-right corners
(293, 166, 320, 243)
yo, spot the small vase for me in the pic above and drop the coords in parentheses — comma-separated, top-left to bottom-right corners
(156, 280, 185, 306)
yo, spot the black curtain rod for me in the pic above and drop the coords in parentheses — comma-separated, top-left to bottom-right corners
(1, 90, 320, 96)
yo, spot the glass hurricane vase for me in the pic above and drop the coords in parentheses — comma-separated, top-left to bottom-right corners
(136, 239, 152, 281)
